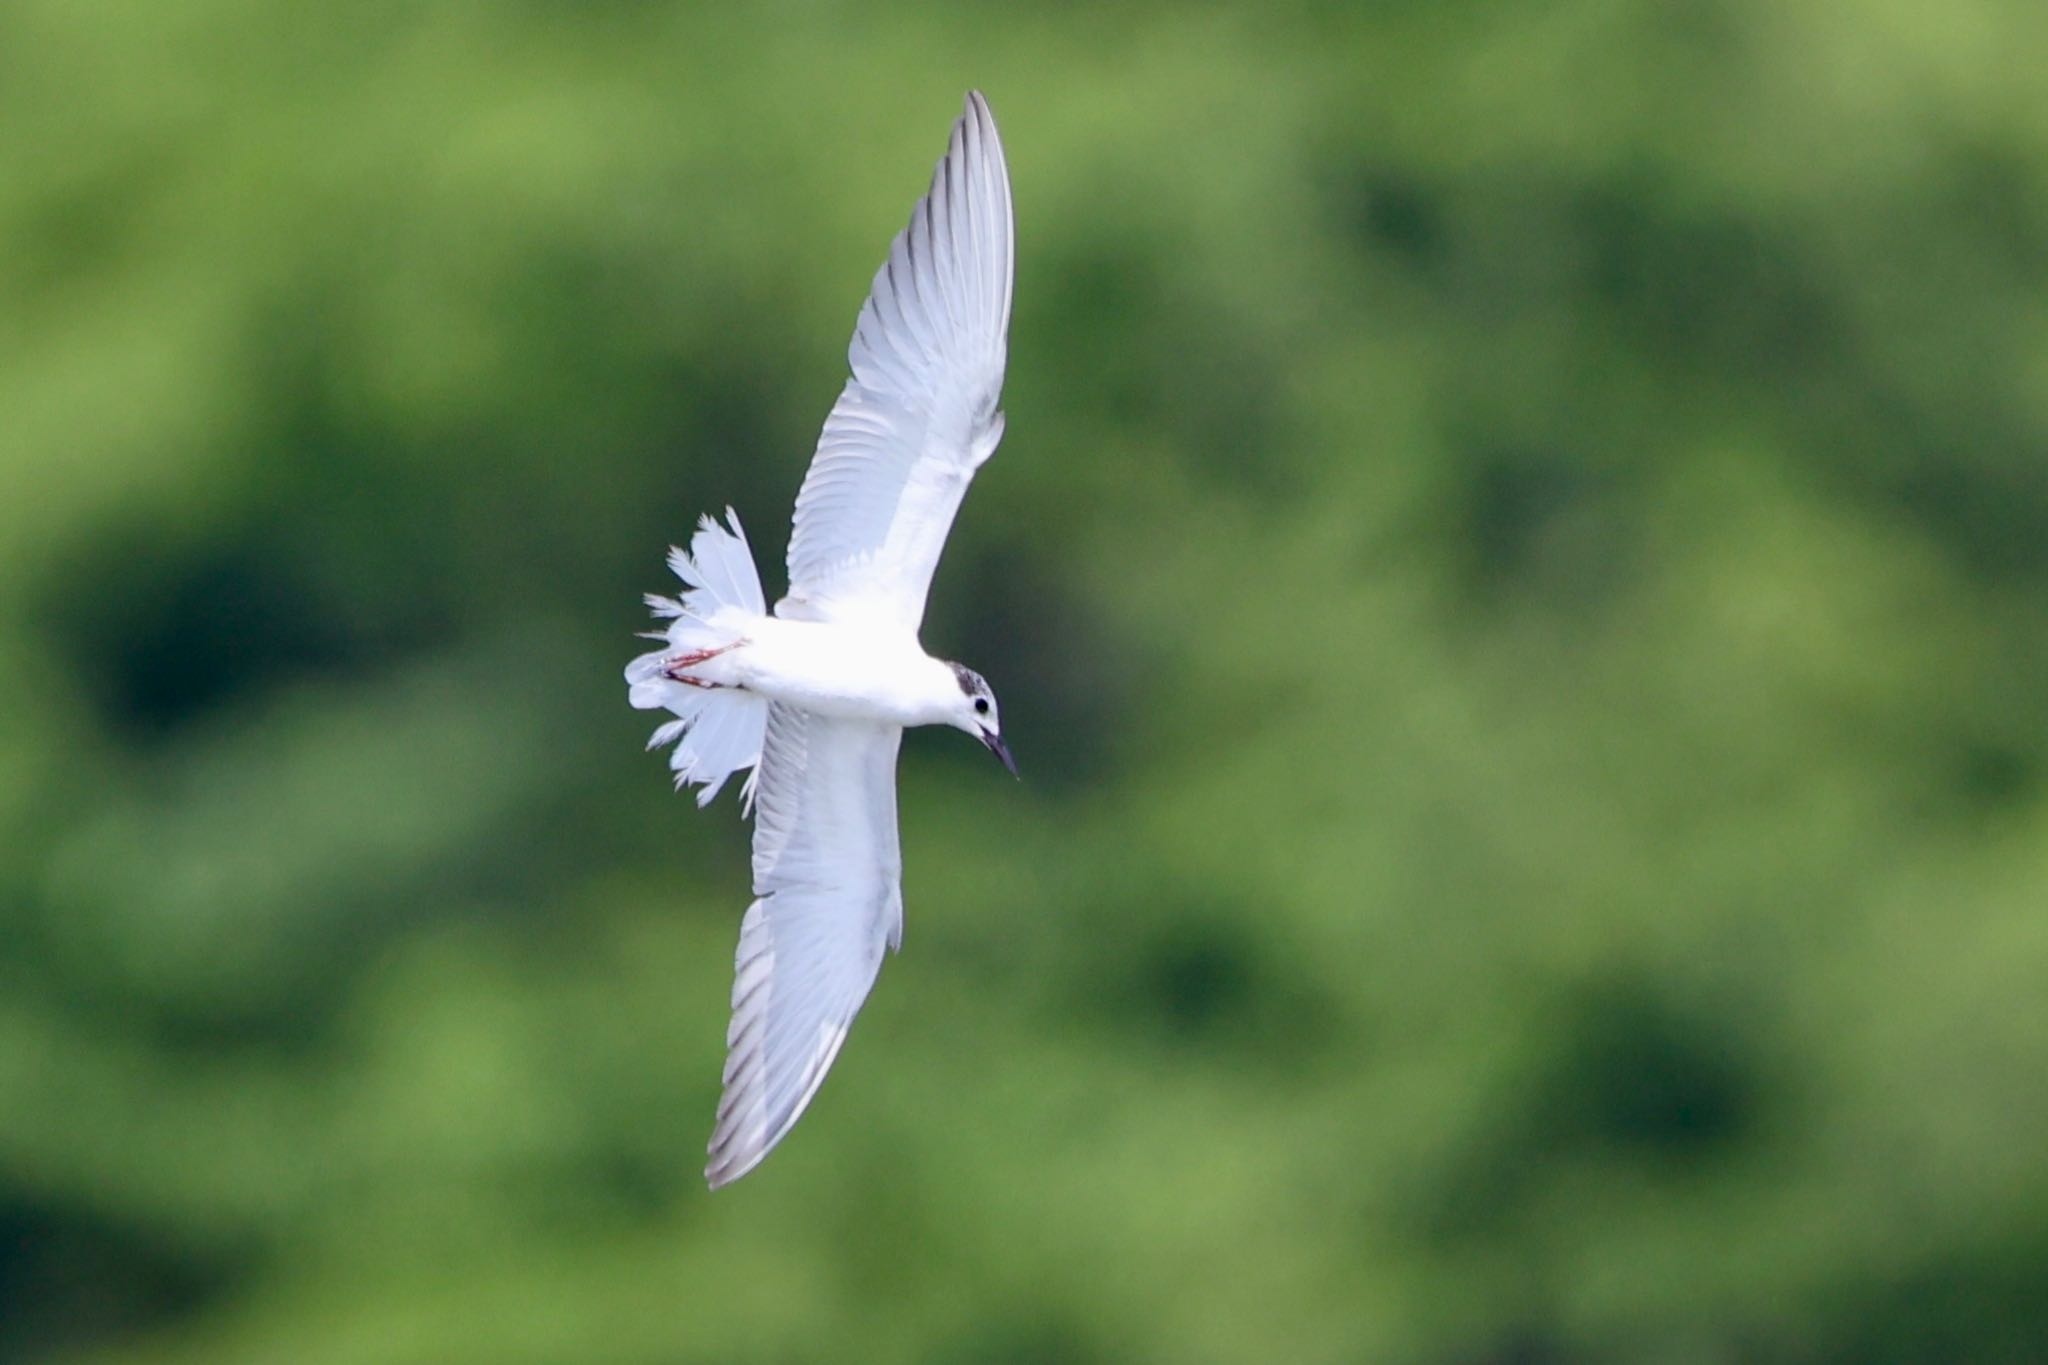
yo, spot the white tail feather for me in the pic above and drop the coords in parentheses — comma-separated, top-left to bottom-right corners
(626, 509, 770, 808)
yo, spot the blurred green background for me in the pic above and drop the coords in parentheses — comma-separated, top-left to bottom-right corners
(5, 2, 2048, 1361)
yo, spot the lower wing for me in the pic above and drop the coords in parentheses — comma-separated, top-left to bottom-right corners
(706, 705, 905, 1187)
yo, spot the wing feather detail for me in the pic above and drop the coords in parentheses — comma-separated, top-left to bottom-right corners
(781, 90, 1014, 630)
(704, 705, 905, 1188)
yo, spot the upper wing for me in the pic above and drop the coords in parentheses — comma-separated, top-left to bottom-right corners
(780, 90, 1015, 631)
(705, 704, 905, 1188)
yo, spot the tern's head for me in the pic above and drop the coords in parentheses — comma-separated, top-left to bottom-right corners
(944, 662, 1017, 777)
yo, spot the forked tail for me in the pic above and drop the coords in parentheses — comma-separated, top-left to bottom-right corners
(625, 509, 770, 809)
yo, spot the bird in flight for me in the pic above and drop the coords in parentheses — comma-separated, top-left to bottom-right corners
(625, 92, 1017, 1188)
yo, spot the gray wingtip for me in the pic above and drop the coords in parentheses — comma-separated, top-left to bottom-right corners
(703, 1025, 855, 1190)
(959, 90, 1001, 151)
(704, 1150, 756, 1190)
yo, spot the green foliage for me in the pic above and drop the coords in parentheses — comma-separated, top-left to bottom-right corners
(4, 2, 2047, 1361)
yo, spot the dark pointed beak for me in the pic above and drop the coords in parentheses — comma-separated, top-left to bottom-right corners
(980, 728, 1019, 778)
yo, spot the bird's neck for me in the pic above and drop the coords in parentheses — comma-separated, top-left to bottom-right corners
(899, 652, 966, 726)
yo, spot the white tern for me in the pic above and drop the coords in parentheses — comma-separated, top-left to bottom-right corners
(625, 91, 1017, 1188)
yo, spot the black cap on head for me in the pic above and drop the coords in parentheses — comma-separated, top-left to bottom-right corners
(949, 662, 989, 697)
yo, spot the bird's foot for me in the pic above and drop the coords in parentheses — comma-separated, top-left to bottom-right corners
(662, 640, 740, 689)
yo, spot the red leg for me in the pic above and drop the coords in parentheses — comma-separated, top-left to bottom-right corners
(663, 640, 740, 688)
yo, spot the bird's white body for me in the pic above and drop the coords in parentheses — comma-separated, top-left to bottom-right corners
(681, 613, 964, 727)
(624, 92, 1017, 1187)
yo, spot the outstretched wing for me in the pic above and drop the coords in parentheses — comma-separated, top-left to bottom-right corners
(705, 704, 905, 1188)
(780, 90, 1014, 631)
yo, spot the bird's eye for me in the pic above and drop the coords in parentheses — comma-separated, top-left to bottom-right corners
(973, 698, 990, 715)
